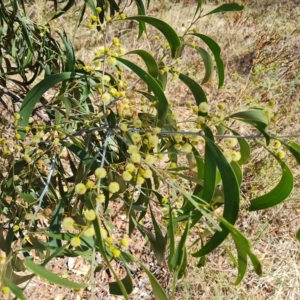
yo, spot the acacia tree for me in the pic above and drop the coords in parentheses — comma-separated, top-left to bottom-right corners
(0, 0, 299, 299)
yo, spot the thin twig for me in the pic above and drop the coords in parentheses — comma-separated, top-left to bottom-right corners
(28, 153, 56, 230)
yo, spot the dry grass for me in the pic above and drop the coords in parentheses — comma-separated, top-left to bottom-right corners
(9, 0, 300, 299)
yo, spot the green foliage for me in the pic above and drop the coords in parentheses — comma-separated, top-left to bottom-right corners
(0, 0, 299, 299)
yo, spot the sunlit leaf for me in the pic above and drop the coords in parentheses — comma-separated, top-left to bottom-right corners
(126, 50, 158, 77)
(230, 109, 270, 144)
(125, 16, 182, 58)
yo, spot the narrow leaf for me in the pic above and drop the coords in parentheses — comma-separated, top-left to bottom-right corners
(25, 259, 88, 289)
(202, 3, 244, 17)
(230, 109, 270, 144)
(192, 137, 240, 257)
(18, 72, 84, 136)
(109, 267, 133, 295)
(249, 155, 293, 211)
(139, 263, 169, 300)
(3, 276, 26, 300)
(188, 33, 224, 88)
(197, 47, 214, 84)
(126, 50, 158, 77)
(220, 217, 262, 284)
(125, 16, 182, 58)
(283, 140, 300, 164)
(178, 73, 207, 111)
(116, 57, 168, 127)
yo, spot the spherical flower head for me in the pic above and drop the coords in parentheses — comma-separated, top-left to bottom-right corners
(83, 209, 96, 221)
(161, 197, 168, 204)
(108, 56, 117, 66)
(105, 237, 114, 245)
(181, 143, 192, 153)
(84, 65, 92, 73)
(225, 138, 238, 148)
(223, 150, 232, 163)
(174, 135, 183, 143)
(83, 227, 95, 237)
(197, 116, 206, 124)
(170, 162, 176, 168)
(264, 107, 273, 118)
(148, 135, 159, 148)
(121, 237, 130, 247)
(1, 286, 10, 295)
(143, 169, 152, 179)
(231, 151, 241, 162)
(199, 102, 209, 114)
(102, 92, 111, 104)
(131, 152, 141, 164)
(186, 101, 192, 108)
(171, 111, 179, 119)
(122, 171, 132, 181)
(131, 133, 141, 144)
(13, 225, 20, 232)
(96, 6, 102, 13)
(192, 106, 199, 114)
(120, 123, 128, 132)
(62, 217, 75, 231)
(133, 119, 142, 128)
(272, 140, 281, 149)
(218, 103, 226, 110)
(103, 75, 111, 83)
(152, 127, 161, 134)
(119, 47, 126, 55)
(136, 176, 145, 185)
(268, 99, 276, 107)
(100, 227, 108, 239)
(75, 183, 87, 195)
(161, 207, 169, 215)
(96, 194, 105, 203)
(14, 113, 21, 121)
(145, 154, 155, 165)
(95, 167, 107, 179)
(3, 149, 11, 156)
(70, 237, 81, 248)
(91, 15, 98, 22)
(127, 144, 139, 154)
(85, 180, 94, 189)
(276, 150, 285, 159)
(126, 163, 135, 173)
(109, 182, 120, 193)
(111, 247, 121, 258)
(112, 37, 120, 46)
